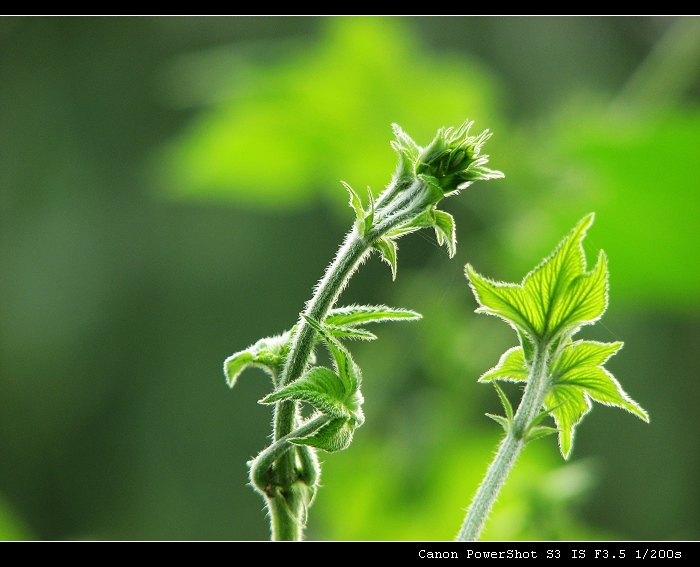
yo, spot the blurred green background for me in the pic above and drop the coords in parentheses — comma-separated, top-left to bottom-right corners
(1, 16, 698, 541)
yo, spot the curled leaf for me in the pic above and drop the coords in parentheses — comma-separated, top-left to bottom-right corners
(433, 209, 457, 258)
(224, 331, 291, 388)
(291, 415, 359, 453)
(373, 237, 398, 281)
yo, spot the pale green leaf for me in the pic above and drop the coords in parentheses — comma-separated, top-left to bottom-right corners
(373, 237, 398, 281)
(523, 214, 607, 339)
(542, 251, 608, 339)
(479, 346, 528, 383)
(223, 351, 254, 388)
(466, 214, 609, 343)
(342, 181, 365, 230)
(325, 304, 421, 327)
(384, 224, 423, 239)
(518, 330, 535, 365)
(528, 405, 560, 431)
(433, 209, 457, 258)
(366, 187, 375, 230)
(466, 264, 537, 338)
(545, 384, 591, 459)
(390, 123, 420, 166)
(553, 340, 649, 422)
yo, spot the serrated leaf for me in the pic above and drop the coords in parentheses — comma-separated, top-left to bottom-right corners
(552, 341, 649, 421)
(291, 416, 358, 453)
(545, 340, 647, 459)
(466, 214, 608, 343)
(325, 304, 422, 327)
(261, 367, 362, 419)
(373, 237, 398, 281)
(465, 265, 535, 340)
(433, 209, 457, 258)
(479, 346, 529, 383)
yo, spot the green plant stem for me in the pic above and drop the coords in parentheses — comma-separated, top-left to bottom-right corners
(249, 413, 331, 541)
(267, 231, 370, 537)
(457, 340, 551, 542)
(265, 198, 422, 540)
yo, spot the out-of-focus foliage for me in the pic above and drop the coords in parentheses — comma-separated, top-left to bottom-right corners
(0, 496, 31, 540)
(499, 108, 700, 312)
(312, 433, 607, 540)
(154, 17, 500, 210)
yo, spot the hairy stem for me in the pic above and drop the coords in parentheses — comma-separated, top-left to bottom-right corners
(267, 190, 424, 540)
(249, 413, 332, 541)
(457, 341, 551, 541)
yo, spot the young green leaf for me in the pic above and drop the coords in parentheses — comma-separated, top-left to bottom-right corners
(525, 426, 559, 443)
(433, 209, 457, 258)
(365, 187, 375, 231)
(390, 123, 421, 168)
(478, 346, 529, 383)
(322, 324, 377, 341)
(485, 413, 511, 433)
(343, 181, 367, 234)
(485, 381, 514, 433)
(492, 381, 514, 423)
(373, 237, 398, 280)
(325, 304, 422, 327)
(546, 340, 649, 458)
(260, 366, 362, 421)
(466, 213, 608, 343)
(224, 332, 291, 388)
(301, 314, 362, 396)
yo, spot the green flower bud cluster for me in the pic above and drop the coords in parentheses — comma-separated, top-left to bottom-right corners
(419, 122, 501, 193)
(393, 120, 503, 201)
(342, 121, 502, 279)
